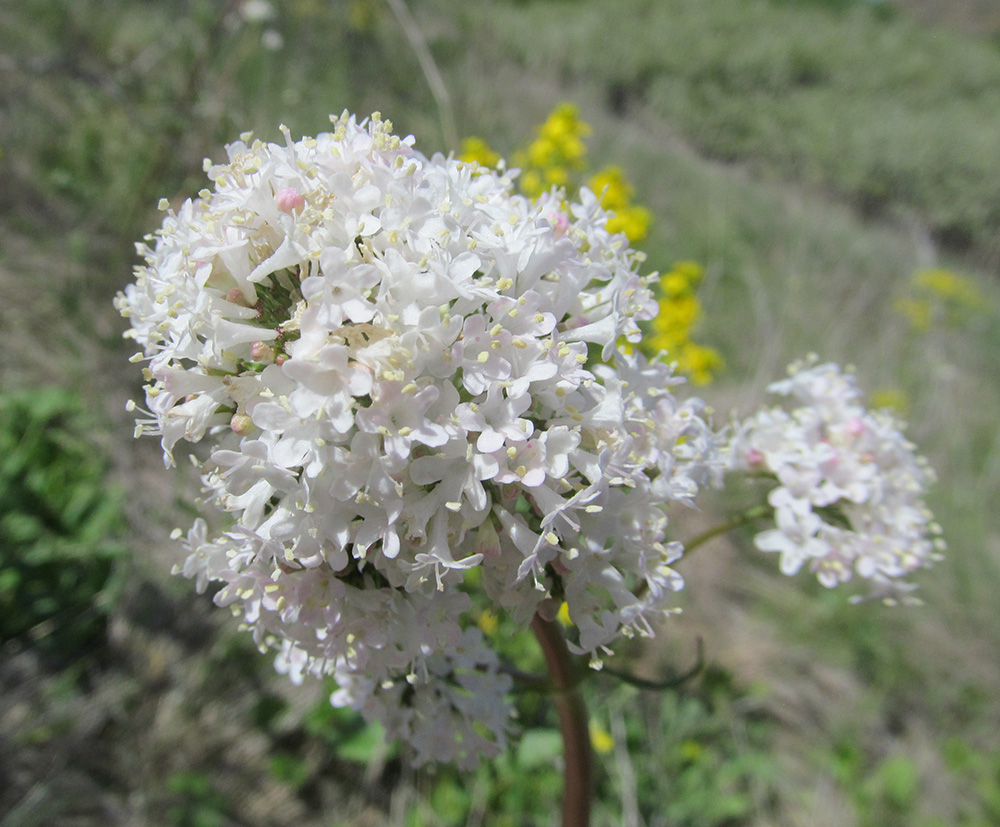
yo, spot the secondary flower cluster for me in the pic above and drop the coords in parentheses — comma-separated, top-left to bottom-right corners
(727, 360, 944, 601)
(117, 112, 721, 768)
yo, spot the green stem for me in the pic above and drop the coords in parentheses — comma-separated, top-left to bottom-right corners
(531, 613, 592, 827)
(682, 505, 770, 557)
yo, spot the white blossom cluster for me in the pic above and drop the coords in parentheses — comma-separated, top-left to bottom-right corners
(727, 360, 944, 601)
(117, 112, 722, 768)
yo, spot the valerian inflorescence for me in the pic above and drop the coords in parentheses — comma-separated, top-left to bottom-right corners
(117, 112, 721, 768)
(118, 113, 941, 770)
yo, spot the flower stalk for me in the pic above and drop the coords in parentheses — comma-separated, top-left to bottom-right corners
(531, 613, 592, 827)
(682, 505, 770, 558)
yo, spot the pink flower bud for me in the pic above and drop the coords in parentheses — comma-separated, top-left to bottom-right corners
(230, 413, 255, 435)
(473, 519, 501, 559)
(226, 288, 251, 306)
(846, 417, 866, 438)
(275, 353, 288, 366)
(250, 341, 275, 362)
(548, 212, 570, 237)
(275, 187, 305, 213)
(746, 448, 765, 467)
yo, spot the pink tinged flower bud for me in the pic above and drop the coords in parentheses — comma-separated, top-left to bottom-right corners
(230, 413, 255, 435)
(275, 353, 288, 366)
(275, 187, 305, 213)
(251, 341, 275, 362)
(226, 288, 251, 306)
(846, 417, 866, 438)
(747, 448, 766, 467)
(473, 519, 502, 559)
(548, 212, 570, 237)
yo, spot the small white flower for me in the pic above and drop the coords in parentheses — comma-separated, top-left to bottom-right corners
(728, 360, 943, 599)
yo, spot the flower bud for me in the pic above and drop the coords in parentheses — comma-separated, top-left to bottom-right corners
(251, 341, 275, 362)
(473, 518, 501, 559)
(230, 413, 255, 435)
(548, 212, 569, 237)
(845, 417, 866, 438)
(275, 187, 305, 213)
(226, 288, 251, 306)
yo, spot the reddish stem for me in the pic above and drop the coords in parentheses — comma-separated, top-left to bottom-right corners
(530, 613, 592, 827)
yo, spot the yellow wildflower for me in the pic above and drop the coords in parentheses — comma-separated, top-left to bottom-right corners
(676, 343, 725, 386)
(556, 601, 573, 627)
(870, 388, 910, 416)
(459, 137, 501, 169)
(589, 166, 633, 210)
(898, 267, 989, 331)
(606, 205, 651, 243)
(476, 609, 499, 637)
(519, 169, 544, 199)
(589, 720, 615, 755)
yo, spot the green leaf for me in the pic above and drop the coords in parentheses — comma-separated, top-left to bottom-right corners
(516, 728, 563, 768)
(337, 720, 387, 764)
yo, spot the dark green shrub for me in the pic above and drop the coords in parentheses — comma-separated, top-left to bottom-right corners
(0, 388, 125, 659)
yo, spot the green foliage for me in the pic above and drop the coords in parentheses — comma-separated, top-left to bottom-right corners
(398, 736, 564, 827)
(166, 771, 230, 827)
(302, 688, 398, 765)
(0, 388, 124, 659)
(942, 738, 1000, 825)
(827, 741, 920, 826)
(624, 678, 778, 826)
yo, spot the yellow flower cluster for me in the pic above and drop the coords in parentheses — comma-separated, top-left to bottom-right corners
(513, 103, 590, 200)
(642, 261, 724, 386)
(458, 137, 501, 170)
(589, 720, 615, 755)
(587, 166, 651, 244)
(460, 104, 650, 242)
(895, 267, 988, 332)
(460, 105, 722, 383)
(869, 387, 910, 417)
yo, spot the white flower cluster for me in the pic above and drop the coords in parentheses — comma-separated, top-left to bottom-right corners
(117, 112, 720, 768)
(727, 360, 944, 600)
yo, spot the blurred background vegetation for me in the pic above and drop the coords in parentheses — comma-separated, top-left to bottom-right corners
(1, 0, 999, 824)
